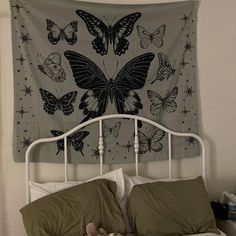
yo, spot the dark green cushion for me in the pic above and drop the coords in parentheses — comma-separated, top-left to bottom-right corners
(20, 179, 125, 236)
(128, 176, 220, 236)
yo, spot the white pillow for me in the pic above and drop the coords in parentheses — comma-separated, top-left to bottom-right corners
(29, 168, 125, 204)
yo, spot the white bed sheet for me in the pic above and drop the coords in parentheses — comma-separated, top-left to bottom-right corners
(187, 231, 226, 236)
(126, 230, 226, 236)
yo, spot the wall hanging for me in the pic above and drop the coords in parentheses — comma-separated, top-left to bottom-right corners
(10, 0, 200, 163)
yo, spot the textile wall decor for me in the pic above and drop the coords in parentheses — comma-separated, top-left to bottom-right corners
(11, 0, 200, 163)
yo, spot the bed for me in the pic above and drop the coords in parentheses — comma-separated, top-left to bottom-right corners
(21, 114, 226, 236)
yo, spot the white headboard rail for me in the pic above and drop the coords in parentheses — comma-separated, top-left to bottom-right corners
(25, 114, 205, 204)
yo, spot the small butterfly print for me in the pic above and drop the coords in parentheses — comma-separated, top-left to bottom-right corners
(147, 87, 178, 116)
(38, 52, 66, 83)
(51, 130, 89, 155)
(137, 25, 166, 49)
(103, 122, 121, 138)
(138, 129, 165, 154)
(76, 10, 141, 56)
(46, 19, 78, 45)
(151, 53, 176, 84)
(64, 51, 154, 123)
(39, 89, 77, 116)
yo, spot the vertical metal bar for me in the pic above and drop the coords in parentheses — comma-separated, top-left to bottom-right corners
(134, 119, 139, 176)
(99, 120, 104, 176)
(168, 133, 172, 179)
(64, 137, 68, 182)
(26, 153, 30, 204)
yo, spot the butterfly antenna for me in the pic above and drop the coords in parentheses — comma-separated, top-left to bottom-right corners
(103, 61, 111, 78)
(111, 61, 119, 78)
(173, 59, 176, 67)
(111, 16, 117, 26)
(103, 16, 109, 25)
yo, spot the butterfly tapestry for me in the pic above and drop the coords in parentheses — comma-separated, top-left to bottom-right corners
(38, 52, 66, 83)
(76, 10, 141, 56)
(137, 25, 166, 49)
(151, 53, 176, 84)
(138, 129, 165, 154)
(64, 51, 154, 123)
(51, 130, 89, 155)
(103, 122, 121, 138)
(147, 87, 178, 116)
(46, 19, 78, 45)
(39, 89, 78, 116)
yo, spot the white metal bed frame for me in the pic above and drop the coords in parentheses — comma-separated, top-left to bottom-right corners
(25, 114, 205, 204)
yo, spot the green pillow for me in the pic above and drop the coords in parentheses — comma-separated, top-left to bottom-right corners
(20, 179, 125, 236)
(128, 176, 220, 236)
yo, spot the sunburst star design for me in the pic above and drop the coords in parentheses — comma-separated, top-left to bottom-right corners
(184, 87, 195, 97)
(180, 14, 189, 23)
(185, 137, 196, 145)
(185, 41, 194, 52)
(20, 33, 31, 44)
(91, 147, 99, 159)
(22, 85, 33, 96)
(21, 137, 32, 148)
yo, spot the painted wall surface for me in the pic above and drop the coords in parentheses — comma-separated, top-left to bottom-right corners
(0, 0, 236, 235)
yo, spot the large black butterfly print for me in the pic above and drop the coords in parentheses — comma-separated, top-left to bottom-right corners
(103, 122, 121, 138)
(51, 130, 89, 155)
(151, 53, 176, 84)
(39, 89, 77, 116)
(64, 51, 154, 123)
(147, 87, 178, 116)
(46, 19, 78, 45)
(76, 10, 141, 56)
(38, 52, 66, 83)
(137, 25, 166, 49)
(138, 129, 165, 154)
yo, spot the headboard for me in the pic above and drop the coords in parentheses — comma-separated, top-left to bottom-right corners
(25, 114, 205, 203)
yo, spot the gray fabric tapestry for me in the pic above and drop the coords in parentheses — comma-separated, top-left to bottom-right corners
(10, 0, 200, 163)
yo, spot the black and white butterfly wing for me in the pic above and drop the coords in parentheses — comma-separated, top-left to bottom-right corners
(60, 91, 78, 116)
(137, 25, 152, 49)
(51, 130, 65, 154)
(70, 131, 89, 155)
(147, 90, 164, 116)
(152, 53, 176, 83)
(113, 53, 155, 115)
(63, 21, 78, 45)
(164, 87, 178, 113)
(138, 131, 149, 154)
(39, 89, 58, 115)
(103, 122, 121, 138)
(151, 25, 166, 48)
(150, 129, 165, 152)
(46, 19, 62, 45)
(64, 51, 109, 122)
(113, 12, 141, 55)
(76, 10, 109, 55)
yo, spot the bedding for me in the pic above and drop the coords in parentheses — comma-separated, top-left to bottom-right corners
(128, 176, 220, 236)
(21, 179, 125, 236)
(30, 168, 125, 203)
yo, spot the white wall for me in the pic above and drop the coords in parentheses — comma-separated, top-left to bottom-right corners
(1, 0, 236, 235)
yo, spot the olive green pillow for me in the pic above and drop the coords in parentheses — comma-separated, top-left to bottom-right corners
(20, 179, 125, 236)
(128, 176, 220, 236)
